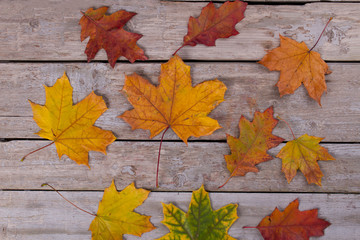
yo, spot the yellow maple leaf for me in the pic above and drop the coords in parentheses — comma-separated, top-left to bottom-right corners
(119, 55, 227, 143)
(277, 134, 335, 186)
(89, 181, 155, 239)
(25, 72, 116, 167)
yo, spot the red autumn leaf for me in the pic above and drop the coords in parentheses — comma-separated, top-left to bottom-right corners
(245, 199, 331, 240)
(174, 0, 247, 55)
(79, 6, 147, 68)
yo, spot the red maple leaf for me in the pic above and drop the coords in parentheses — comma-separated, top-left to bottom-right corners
(244, 199, 331, 240)
(174, 0, 247, 55)
(79, 7, 147, 68)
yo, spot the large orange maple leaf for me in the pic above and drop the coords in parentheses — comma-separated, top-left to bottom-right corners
(119, 55, 226, 186)
(79, 7, 147, 68)
(220, 107, 284, 188)
(245, 199, 331, 240)
(24, 73, 116, 167)
(259, 18, 332, 106)
(119, 55, 226, 144)
(174, 0, 247, 55)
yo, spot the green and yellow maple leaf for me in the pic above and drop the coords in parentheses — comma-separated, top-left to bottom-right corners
(157, 185, 238, 240)
(277, 134, 335, 186)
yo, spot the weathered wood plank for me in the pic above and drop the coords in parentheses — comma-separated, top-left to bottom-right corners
(0, 191, 358, 239)
(1, 141, 358, 192)
(0, 1, 358, 61)
(165, 0, 360, 2)
(1, 62, 359, 142)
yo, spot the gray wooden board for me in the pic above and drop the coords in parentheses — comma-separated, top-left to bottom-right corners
(0, 0, 358, 61)
(165, 0, 360, 2)
(1, 62, 359, 142)
(1, 141, 359, 192)
(0, 191, 358, 239)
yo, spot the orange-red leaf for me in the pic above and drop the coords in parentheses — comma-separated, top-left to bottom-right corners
(79, 6, 147, 68)
(119, 55, 226, 144)
(220, 107, 283, 188)
(277, 134, 335, 186)
(174, 0, 247, 55)
(259, 35, 331, 106)
(29, 73, 116, 167)
(253, 199, 331, 240)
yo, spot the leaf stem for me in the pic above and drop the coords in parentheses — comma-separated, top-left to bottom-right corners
(218, 170, 236, 189)
(277, 116, 296, 140)
(309, 17, 333, 52)
(173, 44, 185, 56)
(21, 142, 55, 161)
(42, 183, 97, 217)
(156, 126, 170, 188)
(243, 226, 257, 229)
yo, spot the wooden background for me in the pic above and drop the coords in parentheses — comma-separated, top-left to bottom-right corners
(0, 0, 359, 239)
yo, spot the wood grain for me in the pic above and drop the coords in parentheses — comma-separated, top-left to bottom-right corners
(0, 191, 358, 239)
(1, 141, 358, 192)
(0, 0, 358, 61)
(1, 62, 359, 142)
(164, 0, 360, 2)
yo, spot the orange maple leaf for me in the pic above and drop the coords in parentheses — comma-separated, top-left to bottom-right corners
(79, 6, 147, 68)
(119, 55, 226, 143)
(119, 55, 226, 186)
(174, 0, 247, 55)
(258, 19, 333, 106)
(220, 107, 284, 188)
(23, 73, 116, 167)
(244, 199, 331, 240)
(277, 134, 335, 186)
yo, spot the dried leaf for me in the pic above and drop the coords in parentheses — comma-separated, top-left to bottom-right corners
(80, 6, 147, 68)
(251, 199, 331, 240)
(277, 134, 335, 186)
(174, 0, 247, 55)
(90, 181, 155, 239)
(220, 107, 284, 188)
(157, 185, 238, 240)
(119, 55, 226, 144)
(259, 34, 331, 106)
(29, 73, 116, 166)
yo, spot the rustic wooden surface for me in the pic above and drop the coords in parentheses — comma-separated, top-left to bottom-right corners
(0, 0, 359, 239)
(0, 192, 359, 239)
(0, 1, 359, 61)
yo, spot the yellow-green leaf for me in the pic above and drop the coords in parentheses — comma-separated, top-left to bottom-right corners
(277, 134, 335, 186)
(89, 181, 155, 240)
(158, 185, 238, 240)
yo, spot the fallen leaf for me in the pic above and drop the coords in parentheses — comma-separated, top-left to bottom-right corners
(258, 34, 331, 106)
(26, 72, 116, 166)
(174, 0, 247, 55)
(120, 55, 226, 186)
(80, 6, 147, 68)
(220, 106, 284, 188)
(157, 185, 238, 240)
(90, 181, 155, 239)
(277, 134, 335, 185)
(119, 54, 226, 144)
(245, 199, 331, 240)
